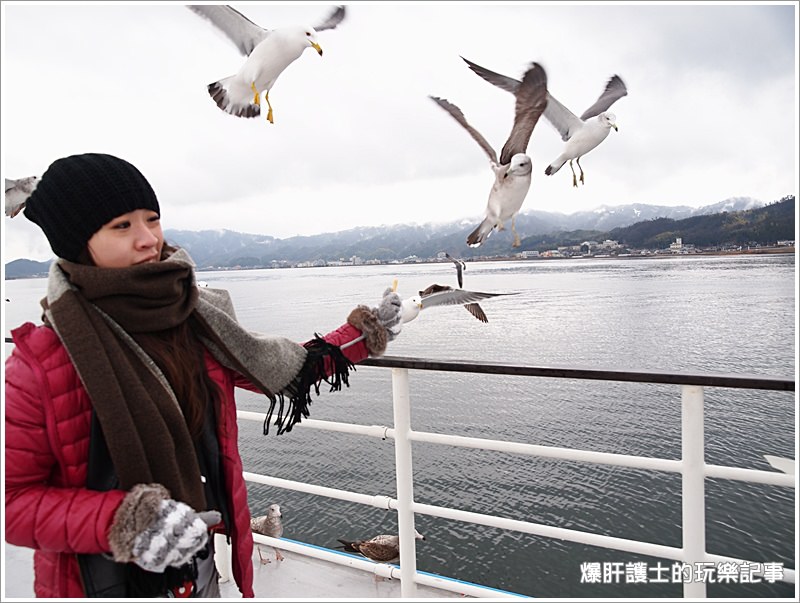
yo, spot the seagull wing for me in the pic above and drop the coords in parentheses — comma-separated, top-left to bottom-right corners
(542, 92, 583, 142)
(187, 5, 270, 56)
(420, 288, 516, 310)
(579, 75, 628, 121)
(314, 5, 346, 31)
(499, 62, 548, 165)
(5, 176, 38, 218)
(464, 303, 488, 323)
(461, 56, 521, 94)
(429, 96, 498, 165)
(358, 538, 400, 563)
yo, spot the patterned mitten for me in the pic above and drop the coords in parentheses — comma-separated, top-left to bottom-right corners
(108, 483, 221, 573)
(347, 288, 403, 356)
(375, 287, 403, 340)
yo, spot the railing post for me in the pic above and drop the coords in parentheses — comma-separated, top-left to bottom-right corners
(681, 385, 706, 598)
(392, 367, 419, 597)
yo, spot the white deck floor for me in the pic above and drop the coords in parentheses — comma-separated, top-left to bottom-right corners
(3, 542, 488, 599)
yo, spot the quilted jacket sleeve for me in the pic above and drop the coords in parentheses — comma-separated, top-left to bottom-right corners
(4, 326, 126, 554)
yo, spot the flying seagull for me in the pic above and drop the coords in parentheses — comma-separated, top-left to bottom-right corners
(337, 529, 425, 564)
(400, 285, 517, 325)
(430, 61, 547, 248)
(187, 5, 346, 123)
(251, 503, 284, 563)
(445, 252, 466, 288)
(444, 253, 489, 322)
(5, 176, 39, 218)
(338, 279, 515, 352)
(462, 56, 626, 187)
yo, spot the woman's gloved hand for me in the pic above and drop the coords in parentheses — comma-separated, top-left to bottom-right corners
(347, 287, 403, 356)
(108, 483, 221, 573)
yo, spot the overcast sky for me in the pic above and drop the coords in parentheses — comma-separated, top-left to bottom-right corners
(2, 2, 797, 262)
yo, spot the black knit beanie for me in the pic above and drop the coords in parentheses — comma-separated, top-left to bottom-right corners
(24, 153, 161, 262)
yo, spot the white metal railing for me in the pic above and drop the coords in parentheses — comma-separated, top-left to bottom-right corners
(4, 342, 795, 597)
(231, 356, 796, 599)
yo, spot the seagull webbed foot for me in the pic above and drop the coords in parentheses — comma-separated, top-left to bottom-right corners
(511, 217, 521, 247)
(265, 92, 274, 123)
(257, 546, 271, 564)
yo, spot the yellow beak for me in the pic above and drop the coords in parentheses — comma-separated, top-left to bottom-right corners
(312, 42, 323, 56)
(613, 124, 619, 132)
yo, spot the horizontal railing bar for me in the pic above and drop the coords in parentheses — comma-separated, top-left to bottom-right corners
(4, 337, 794, 390)
(412, 502, 795, 585)
(360, 355, 795, 391)
(239, 412, 795, 489)
(243, 472, 395, 510)
(409, 429, 683, 473)
(705, 463, 795, 487)
(241, 471, 794, 585)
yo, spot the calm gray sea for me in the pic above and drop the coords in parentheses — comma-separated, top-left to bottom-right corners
(3, 254, 796, 597)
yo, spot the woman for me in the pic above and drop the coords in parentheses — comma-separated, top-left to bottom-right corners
(4, 153, 403, 597)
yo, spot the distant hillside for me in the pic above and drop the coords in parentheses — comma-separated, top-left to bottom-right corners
(607, 196, 795, 249)
(5, 258, 52, 279)
(162, 196, 774, 267)
(5, 196, 793, 277)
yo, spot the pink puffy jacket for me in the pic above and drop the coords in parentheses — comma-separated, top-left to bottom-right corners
(4, 320, 369, 597)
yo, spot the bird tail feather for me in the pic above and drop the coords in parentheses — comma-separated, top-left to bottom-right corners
(336, 539, 359, 552)
(544, 161, 565, 176)
(545, 159, 565, 176)
(466, 218, 495, 247)
(208, 76, 260, 118)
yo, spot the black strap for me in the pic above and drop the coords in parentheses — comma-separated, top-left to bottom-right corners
(77, 411, 128, 597)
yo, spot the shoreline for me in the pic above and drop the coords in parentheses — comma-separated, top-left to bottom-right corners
(4, 248, 795, 280)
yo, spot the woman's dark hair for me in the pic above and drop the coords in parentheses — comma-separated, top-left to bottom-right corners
(134, 318, 220, 439)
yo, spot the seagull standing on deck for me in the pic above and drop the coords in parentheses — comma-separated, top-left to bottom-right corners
(187, 5, 346, 123)
(462, 57, 627, 187)
(337, 530, 425, 564)
(430, 62, 548, 248)
(251, 503, 284, 563)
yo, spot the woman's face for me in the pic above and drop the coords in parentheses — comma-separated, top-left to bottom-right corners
(87, 209, 163, 268)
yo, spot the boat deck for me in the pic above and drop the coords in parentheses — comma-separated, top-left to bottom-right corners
(3, 540, 504, 599)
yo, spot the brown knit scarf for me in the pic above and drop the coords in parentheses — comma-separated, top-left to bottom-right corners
(42, 247, 352, 511)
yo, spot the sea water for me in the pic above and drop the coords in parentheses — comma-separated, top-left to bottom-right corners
(3, 253, 796, 597)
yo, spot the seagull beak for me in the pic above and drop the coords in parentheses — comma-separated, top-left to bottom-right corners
(312, 42, 323, 56)
(612, 124, 619, 132)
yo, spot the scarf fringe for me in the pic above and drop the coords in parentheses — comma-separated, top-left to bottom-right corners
(263, 335, 355, 435)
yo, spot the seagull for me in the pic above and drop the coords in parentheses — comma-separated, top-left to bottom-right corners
(251, 503, 284, 563)
(445, 252, 466, 288)
(337, 529, 425, 564)
(444, 253, 489, 322)
(430, 62, 547, 248)
(187, 5, 346, 123)
(462, 57, 626, 187)
(401, 286, 517, 325)
(5, 176, 39, 218)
